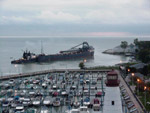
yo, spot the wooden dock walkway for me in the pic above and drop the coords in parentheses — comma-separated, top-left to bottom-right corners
(0, 69, 111, 80)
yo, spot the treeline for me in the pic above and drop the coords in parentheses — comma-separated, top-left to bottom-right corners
(135, 39, 150, 63)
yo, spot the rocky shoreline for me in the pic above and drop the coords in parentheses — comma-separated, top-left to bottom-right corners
(102, 44, 137, 56)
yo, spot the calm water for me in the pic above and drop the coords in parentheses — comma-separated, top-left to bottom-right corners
(0, 37, 149, 75)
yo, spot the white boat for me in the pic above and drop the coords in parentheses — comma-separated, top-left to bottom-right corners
(15, 105, 24, 113)
(41, 107, 49, 113)
(7, 97, 14, 102)
(52, 85, 57, 89)
(42, 82, 47, 88)
(9, 79, 15, 84)
(83, 89, 89, 95)
(83, 97, 90, 106)
(33, 80, 40, 84)
(61, 90, 68, 96)
(90, 86, 96, 90)
(19, 97, 24, 101)
(32, 98, 41, 106)
(66, 106, 90, 113)
(79, 106, 90, 113)
(129, 107, 137, 113)
(23, 98, 31, 106)
(85, 79, 90, 83)
(29, 91, 36, 96)
(71, 85, 76, 90)
(66, 108, 80, 113)
(43, 97, 51, 106)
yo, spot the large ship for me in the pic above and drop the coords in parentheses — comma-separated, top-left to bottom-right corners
(11, 42, 94, 64)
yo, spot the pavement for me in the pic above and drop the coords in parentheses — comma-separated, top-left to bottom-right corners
(117, 70, 144, 113)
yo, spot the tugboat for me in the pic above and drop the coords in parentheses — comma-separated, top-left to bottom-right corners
(11, 42, 94, 64)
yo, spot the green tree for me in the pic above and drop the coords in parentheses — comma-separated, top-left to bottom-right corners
(134, 38, 139, 46)
(120, 41, 128, 53)
(147, 64, 150, 74)
(79, 62, 85, 69)
(141, 66, 148, 76)
(138, 49, 150, 63)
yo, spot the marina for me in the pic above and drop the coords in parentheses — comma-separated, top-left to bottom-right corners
(0, 0, 149, 112)
(0, 69, 138, 113)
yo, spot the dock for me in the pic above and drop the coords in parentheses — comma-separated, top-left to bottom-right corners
(0, 68, 109, 113)
(0, 69, 111, 80)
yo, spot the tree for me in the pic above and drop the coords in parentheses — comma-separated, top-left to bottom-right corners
(146, 82, 150, 88)
(147, 64, 150, 74)
(141, 66, 148, 76)
(138, 49, 150, 63)
(134, 38, 139, 46)
(120, 41, 128, 53)
(79, 62, 85, 69)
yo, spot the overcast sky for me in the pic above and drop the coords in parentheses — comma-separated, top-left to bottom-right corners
(0, 0, 150, 37)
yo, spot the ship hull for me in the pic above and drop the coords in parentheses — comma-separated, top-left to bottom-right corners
(11, 58, 37, 64)
(11, 51, 94, 64)
(38, 51, 94, 62)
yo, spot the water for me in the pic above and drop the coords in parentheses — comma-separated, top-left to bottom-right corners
(0, 37, 149, 75)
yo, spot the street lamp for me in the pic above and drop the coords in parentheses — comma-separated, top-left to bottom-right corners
(144, 86, 147, 106)
(83, 59, 87, 63)
(128, 69, 130, 73)
(131, 73, 135, 86)
(137, 79, 140, 95)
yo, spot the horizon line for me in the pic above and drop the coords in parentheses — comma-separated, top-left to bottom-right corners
(0, 35, 150, 38)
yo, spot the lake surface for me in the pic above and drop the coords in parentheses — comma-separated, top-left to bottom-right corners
(0, 37, 149, 75)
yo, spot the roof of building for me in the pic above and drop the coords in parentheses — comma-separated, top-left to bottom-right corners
(128, 72, 144, 80)
(130, 63, 146, 69)
(108, 70, 118, 75)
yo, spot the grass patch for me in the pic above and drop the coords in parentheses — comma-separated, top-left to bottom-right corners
(120, 62, 138, 66)
(87, 65, 119, 70)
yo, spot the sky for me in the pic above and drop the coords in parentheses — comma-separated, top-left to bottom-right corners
(0, 0, 150, 37)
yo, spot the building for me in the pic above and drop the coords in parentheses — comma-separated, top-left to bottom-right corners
(103, 70, 123, 113)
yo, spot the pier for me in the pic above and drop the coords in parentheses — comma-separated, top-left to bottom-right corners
(0, 69, 111, 80)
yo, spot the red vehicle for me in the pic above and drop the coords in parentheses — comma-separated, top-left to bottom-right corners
(52, 92, 59, 96)
(105, 70, 120, 87)
(93, 98, 100, 111)
(95, 91, 102, 97)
